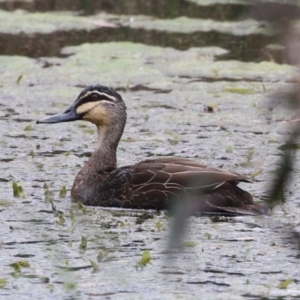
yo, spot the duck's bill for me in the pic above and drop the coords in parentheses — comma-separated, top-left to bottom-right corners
(36, 105, 82, 124)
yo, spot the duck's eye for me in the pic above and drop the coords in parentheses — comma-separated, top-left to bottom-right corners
(91, 93, 98, 100)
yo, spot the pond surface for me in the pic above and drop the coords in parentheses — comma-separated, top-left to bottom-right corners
(1, 0, 300, 299)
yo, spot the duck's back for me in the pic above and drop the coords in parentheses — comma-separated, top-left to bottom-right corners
(71, 157, 270, 216)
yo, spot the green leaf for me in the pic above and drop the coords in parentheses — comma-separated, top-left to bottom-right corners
(184, 241, 197, 248)
(89, 260, 99, 272)
(155, 221, 163, 231)
(251, 169, 263, 180)
(0, 279, 7, 289)
(59, 185, 67, 198)
(278, 279, 293, 289)
(57, 212, 65, 225)
(29, 150, 35, 158)
(24, 124, 33, 131)
(225, 146, 233, 153)
(136, 250, 151, 268)
(64, 282, 76, 290)
(16, 75, 23, 84)
(11, 261, 30, 273)
(224, 88, 255, 94)
(79, 236, 87, 251)
(12, 182, 24, 197)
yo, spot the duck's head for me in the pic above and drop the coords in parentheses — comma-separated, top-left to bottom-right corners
(37, 85, 127, 148)
(37, 85, 127, 127)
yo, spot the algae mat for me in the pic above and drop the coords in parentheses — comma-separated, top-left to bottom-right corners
(0, 8, 299, 300)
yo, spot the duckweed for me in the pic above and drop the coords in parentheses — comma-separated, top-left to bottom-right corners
(60, 185, 67, 198)
(57, 212, 65, 225)
(251, 169, 263, 180)
(11, 260, 30, 272)
(79, 236, 87, 251)
(12, 182, 24, 197)
(224, 87, 255, 94)
(136, 250, 151, 268)
(155, 221, 163, 231)
(278, 279, 293, 289)
(184, 241, 197, 248)
(225, 146, 233, 153)
(44, 189, 54, 201)
(16, 74, 23, 84)
(64, 282, 76, 290)
(89, 260, 99, 272)
(29, 150, 35, 157)
(0, 279, 7, 289)
(24, 124, 33, 131)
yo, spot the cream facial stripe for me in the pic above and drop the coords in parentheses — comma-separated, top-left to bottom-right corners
(77, 91, 116, 102)
(76, 102, 100, 115)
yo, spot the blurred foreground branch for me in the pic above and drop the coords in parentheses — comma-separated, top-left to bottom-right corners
(167, 1, 300, 254)
(255, 2, 300, 208)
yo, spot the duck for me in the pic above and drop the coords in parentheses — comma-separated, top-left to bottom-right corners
(37, 84, 270, 216)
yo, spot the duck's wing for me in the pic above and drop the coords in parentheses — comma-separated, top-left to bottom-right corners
(134, 157, 250, 187)
(100, 157, 270, 215)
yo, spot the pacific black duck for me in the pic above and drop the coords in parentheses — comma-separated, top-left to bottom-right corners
(37, 85, 270, 216)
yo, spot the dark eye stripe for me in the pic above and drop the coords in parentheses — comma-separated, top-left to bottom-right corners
(90, 92, 116, 101)
(76, 92, 116, 106)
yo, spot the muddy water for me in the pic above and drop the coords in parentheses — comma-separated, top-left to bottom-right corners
(1, 1, 300, 299)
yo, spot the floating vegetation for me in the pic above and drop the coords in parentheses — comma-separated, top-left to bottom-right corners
(59, 185, 67, 198)
(155, 221, 163, 231)
(121, 137, 138, 143)
(225, 145, 233, 153)
(164, 130, 180, 144)
(11, 260, 30, 276)
(76, 123, 87, 128)
(76, 201, 87, 214)
(12, 181, 24, 197)
(11, 260, 30, 269)
(247, 148, 255, 162)
(44, 189, 54, 201)
(29, 150, 35, 157)
(48, 198, 57, 212)
(64, 282, 76, 290)
(79, 236, 87, 251)
(278, 143, 300, 151)
(278, 279, 293, 289)
(84, 129, 94, 135)
(0, 279, 7, 289)
(204, 232, 212, 239)
(204, 103, 219, 113)
(251, 169, 263, 180)
(97, 250, 108, 262)
(210, 216, 231, 222)
(0, 200, 11, 207)
(56, 212, 65, 225)
(16, 74, 23, 84)
(136, 250, 151, 268)
(24, 124, 33, 131)
(224, 88, 255, 94)
(119, 220, 125, 227)
(89, 260, 99, 272)
(184, 241, 197, 248)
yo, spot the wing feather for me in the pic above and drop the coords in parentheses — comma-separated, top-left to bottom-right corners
(96, 157, 269, 215)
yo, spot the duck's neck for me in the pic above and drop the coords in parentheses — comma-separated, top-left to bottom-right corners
(87, 124, 123, 173)
(71, 123, 124, 204)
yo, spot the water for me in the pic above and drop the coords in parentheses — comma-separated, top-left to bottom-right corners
(0, 1, 300, 299)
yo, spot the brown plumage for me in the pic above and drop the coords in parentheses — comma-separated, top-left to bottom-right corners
(37, 84, 270, 216)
